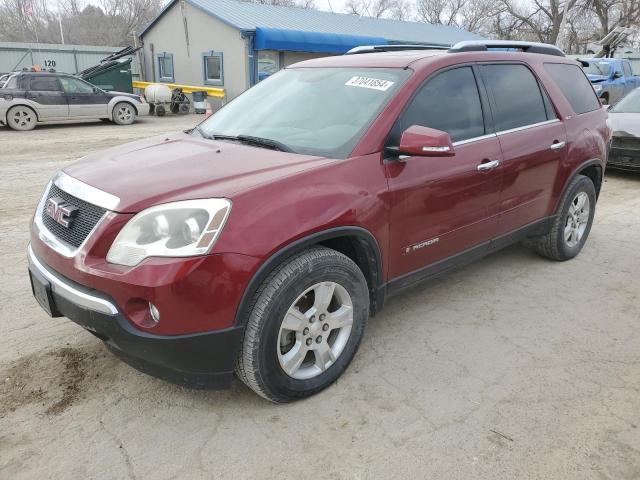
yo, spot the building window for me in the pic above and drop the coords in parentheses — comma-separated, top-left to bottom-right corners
(257, 50, 279, 81)
(157, 53, 174, 82)
(203, 51, 223, 86)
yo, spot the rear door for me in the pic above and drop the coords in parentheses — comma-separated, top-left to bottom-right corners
(479, 63, 566, 235)
(59, 76, 110, 118)
(385, 65, 503, 279)
(25, 75, 68, 119)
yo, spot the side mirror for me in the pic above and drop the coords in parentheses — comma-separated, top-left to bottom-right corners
(613, 71, 623, 79)
(93, 87, 100, 93)
(398, 125, 455, 157)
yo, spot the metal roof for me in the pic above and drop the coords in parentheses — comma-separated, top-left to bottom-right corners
(0, 42, 123, 53)
(140, 0, 481, 46)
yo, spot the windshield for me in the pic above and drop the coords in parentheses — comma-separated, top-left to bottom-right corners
(195, 67, 410, 158)
(583, 61, 612, 77)
(610, 88, 640, 113)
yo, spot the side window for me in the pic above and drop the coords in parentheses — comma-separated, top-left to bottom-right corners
(59, 77, 95, 94)
(623, 61, 632, 77)
(393, 66, 485, 144)
(544, 63, 601, 115)
(157, 53, 174, 82)
(480, 64, 548, 131)
(203, 51, 223, 86)
(29, 76, 62, 92)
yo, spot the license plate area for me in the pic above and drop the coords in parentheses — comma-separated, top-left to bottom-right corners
(29, 268, 61, 317)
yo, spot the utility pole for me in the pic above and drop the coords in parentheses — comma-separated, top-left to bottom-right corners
(58, 15, 65, 44)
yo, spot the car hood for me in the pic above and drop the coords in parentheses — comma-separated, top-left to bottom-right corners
(586, 74, 609, 83)
(63, 132, 332, 212)
(608, 113, 640, 137)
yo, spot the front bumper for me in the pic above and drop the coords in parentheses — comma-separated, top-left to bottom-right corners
(609, 143, 640, 171)
(28, 245, 244, 388)
(136, 102, 151, 116)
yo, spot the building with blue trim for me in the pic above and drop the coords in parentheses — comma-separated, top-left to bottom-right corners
(138, 0, 481, 100)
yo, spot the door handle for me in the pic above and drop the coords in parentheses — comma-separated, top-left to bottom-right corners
(477, 159, 500, 171)
(550, 141, 566, 150)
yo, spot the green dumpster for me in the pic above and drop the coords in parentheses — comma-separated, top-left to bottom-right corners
(79, 58, 134, 93)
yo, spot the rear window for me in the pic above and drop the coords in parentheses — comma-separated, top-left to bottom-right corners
(480, 64, 549, 131)
(29, 76, 61, 92)
(544, 63, 601, 115)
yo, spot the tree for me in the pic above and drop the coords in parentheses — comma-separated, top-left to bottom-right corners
(0, 0, 163, 45)
(344, 0, 410, 20)
(498, 0, 580, 44)
(416, 0, 501, 36)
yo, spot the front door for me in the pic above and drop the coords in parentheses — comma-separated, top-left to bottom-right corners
(25, 75, 68, 119)
(59, 76, 110, 117)
(385, 65, 503, 280)
(622, 61, 635, 97)
(479, 63, 567, 234)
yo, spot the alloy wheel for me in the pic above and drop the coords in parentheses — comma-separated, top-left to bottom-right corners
(11, 107, 35, 130)
(564, 191, 590, 248)
(277, 281, 354, 380)
(117, 106, 133, 123)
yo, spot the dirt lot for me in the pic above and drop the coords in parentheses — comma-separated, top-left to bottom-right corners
(1, 115, 639, 479)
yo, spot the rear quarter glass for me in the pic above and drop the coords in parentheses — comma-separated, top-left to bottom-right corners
(544, 63, 601, 114)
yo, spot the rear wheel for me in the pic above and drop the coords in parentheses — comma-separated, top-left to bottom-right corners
(236, 247, 369, 402)
(526, 174, 596, 261)
(112, 102, 136, 125)
(7, 105, 37, 131)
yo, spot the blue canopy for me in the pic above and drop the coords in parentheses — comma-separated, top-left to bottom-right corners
(254, 27, 388, 54)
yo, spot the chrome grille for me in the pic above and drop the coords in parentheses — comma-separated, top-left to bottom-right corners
(41, 183, 107, 248)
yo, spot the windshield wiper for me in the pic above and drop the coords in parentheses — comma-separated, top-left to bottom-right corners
(204, 133, 293, 153)
(194, 125, 213, 140)
(236, 135, 293, 153)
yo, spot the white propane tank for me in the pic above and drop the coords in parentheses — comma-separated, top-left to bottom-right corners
(144, 84, 172, 103)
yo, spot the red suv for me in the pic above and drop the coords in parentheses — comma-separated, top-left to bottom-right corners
(28, 41, 609, 402)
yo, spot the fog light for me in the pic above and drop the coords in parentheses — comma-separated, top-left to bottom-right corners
(149, 302, 160, 324)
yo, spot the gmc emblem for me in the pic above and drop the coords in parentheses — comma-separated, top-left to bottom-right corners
(45, 197, 78, 228)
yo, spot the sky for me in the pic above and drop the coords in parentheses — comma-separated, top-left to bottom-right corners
(315, 0, 351, 14)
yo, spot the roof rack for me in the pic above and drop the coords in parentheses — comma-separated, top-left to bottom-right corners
(345, 44, 449, 55)
(448, 40, 565, 57)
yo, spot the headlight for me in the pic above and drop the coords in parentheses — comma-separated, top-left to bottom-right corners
(593, 84, 603, 92)
(106, 199, 231, 266)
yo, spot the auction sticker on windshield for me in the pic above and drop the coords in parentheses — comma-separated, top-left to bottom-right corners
(345, 76, 395, 91)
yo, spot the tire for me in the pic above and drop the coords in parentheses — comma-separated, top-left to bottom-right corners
(7, 105, 37, 131)
(112, 102, 136, 125)
(155, 105, 166, 117)
(526, 174, 596, 261)
(236, 247, 369, 403)
(600, 93, 609, 105)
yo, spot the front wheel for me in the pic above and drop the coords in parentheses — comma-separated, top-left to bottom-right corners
(526, 174, 596, 261)
(112, 102, 136, 125)
(236, 247, 369, 402)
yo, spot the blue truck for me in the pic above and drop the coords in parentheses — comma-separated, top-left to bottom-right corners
(581, 58, 640, 105)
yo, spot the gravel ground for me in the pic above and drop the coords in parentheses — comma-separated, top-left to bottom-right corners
(1, 115, 639, 480)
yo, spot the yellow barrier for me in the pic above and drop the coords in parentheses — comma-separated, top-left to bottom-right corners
(132, 80, 225, 99)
